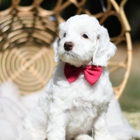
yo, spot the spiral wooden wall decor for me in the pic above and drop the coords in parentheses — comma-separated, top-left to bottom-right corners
(0, 0, 132, 98)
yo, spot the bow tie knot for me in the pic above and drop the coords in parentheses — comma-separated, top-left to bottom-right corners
(64, 63, 102, 85)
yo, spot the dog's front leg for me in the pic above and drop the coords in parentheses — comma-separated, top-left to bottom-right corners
(46, 108, 68, 140)
(93, 111, 117, 140)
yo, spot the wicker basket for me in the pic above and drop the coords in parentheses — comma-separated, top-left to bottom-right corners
(0, 0, 132, 98)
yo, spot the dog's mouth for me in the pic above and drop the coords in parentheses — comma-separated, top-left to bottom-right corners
(59, 51, 80, 63)
(60, 51, 77, 60)
(59, 51, 92, 67)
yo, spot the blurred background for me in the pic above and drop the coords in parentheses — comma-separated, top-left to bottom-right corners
(0, 0, 140, 112)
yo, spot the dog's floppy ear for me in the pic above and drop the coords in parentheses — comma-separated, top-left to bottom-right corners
(93, 26, 117, 66)
(53, 38, 60, 62)
(53, 22, 66, 62)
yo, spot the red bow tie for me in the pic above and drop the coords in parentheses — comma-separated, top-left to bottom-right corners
(64, 63, 102, 85)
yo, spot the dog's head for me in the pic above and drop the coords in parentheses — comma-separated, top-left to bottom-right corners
(53, 14, 116, 67)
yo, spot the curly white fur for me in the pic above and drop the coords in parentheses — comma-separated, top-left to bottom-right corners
(24, 14, 117, 140)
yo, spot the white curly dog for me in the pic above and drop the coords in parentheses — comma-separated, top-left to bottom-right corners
(24, 14, 117, 140)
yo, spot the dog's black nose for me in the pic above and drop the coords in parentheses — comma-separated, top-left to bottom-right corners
(64, 42, 74, 51)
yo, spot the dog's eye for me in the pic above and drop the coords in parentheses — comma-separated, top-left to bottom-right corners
(64, 33, 66, 37)
(82, 34, 89, 39)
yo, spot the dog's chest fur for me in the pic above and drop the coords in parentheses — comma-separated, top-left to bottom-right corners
(44, 62, 112, 139)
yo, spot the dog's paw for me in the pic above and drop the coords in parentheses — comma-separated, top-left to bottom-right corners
(75, 134, 94, 140)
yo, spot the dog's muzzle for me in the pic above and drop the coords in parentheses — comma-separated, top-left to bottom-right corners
(64, 41, 74, 51)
